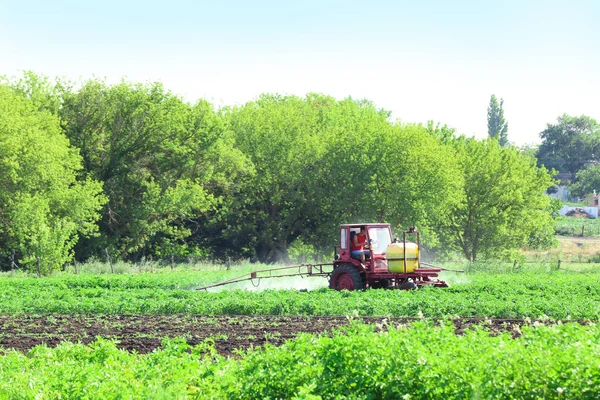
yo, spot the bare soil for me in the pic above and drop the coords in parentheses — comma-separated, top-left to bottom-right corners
(0, 315, 590, 357)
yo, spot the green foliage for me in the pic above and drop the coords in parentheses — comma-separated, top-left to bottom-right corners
(438, 138, 556, 261)
(0, 338, 218, 399)
(0, 70, 68, 115)
(537, 114, 600, 173)
(321, 118, 462, 248)
(59, 80, 250, 260)
(0, 271, 598, 320)
(0, 323, 598, 399)
(204, 95, 463, 262)
(518, 143, 539, 160)
(216, 322, 600, 399)
(487, 94, 508, 146)
(425, 120, 456, 143)
(0, 86, 105, 273)
(570, 164, 600, 198)
(0, 72, 565, 264)
(555, 215, 600, 237)
(212, 94, 329, 262)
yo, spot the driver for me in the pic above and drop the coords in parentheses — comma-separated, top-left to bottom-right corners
(351, 227, 370, 265)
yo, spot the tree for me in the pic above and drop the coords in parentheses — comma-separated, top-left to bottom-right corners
(518, 143, 539, 160)
(425, 120, 456, 144)
(570, 165, 600, 198)
(1, 70, 68, 115)
(59, 80, 249, 260)
(319, 115, 462, 249)
(487, 95, 508, 146)
(536, 114, 600, 173)
(0, 85, 106, 272)
(438, 138, 555, 261)
(208, 94, 463, 263)
(210, 94, 328, 263)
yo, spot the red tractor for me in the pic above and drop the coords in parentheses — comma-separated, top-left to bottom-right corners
(197, 223, 450, 291)
(329, 223, 448, 290)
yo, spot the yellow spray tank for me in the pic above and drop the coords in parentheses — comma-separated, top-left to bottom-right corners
(386, 242, 419, 273)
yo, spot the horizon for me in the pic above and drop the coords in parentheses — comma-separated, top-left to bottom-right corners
(1, 0, 598, 145)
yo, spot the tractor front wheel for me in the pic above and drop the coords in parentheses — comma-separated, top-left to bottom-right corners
(329, 265, 365, 291)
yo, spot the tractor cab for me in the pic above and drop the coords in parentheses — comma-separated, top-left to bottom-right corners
(336, 223, 393, 270)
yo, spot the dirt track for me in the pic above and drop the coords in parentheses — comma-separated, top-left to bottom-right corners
(0, 315, 590, 357)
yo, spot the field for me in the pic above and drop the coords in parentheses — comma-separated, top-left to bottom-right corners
(555, 214, 600, 237)
(1, 314, 565, 356)
(0, 260, 599, 398)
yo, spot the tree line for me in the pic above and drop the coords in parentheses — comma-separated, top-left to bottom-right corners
(535, 115, 600, 198)
(484, 96, 600, 199)
(0, 72, 557, 272)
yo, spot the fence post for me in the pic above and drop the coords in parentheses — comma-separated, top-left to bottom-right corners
(105, 248, 114, 273)
(73, 259, 78, 274)
(227, 256, 231, 270)
(557, 259, 561, 270)
(170, 254, 175, 271)
(10, 250, 15, 271)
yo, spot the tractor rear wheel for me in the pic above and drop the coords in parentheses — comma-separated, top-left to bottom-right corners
(329, 265, 365, 291)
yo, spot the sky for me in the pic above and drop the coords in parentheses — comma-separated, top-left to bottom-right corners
(1, 0, 598, 145)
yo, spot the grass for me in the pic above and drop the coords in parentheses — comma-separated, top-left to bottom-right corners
(555, 215, 600, 237)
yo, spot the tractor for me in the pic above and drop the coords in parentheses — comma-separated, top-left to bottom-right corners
(197, 223, 452, 291)
(329, 223, 448, 290)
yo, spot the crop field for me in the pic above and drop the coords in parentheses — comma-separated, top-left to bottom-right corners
(1, 314, 567, 356)
(0, 265, 599, 398)
(1, 267, 599, 319)
(555, 215, 600, 237)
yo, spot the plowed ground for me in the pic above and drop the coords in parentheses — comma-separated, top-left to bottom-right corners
(0, 315, 589, 357)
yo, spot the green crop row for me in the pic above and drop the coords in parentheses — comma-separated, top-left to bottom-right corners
(0, 322, 598, 399)
(555, 215, 600, 237)
(0, 271, 599, 320)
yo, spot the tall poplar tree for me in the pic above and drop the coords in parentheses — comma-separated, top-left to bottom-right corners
(487, 95, 509, 146)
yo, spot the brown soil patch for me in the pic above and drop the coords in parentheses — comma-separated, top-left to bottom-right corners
(0, 315, 590, 357)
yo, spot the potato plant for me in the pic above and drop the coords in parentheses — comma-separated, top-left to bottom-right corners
(0, 322, 598, 399)
(0, 271, 598, 320)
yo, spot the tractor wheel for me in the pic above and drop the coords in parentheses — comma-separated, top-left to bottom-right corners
(329, 265, 365, 291)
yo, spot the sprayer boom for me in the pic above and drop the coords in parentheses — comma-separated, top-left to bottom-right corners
(195, 263, 334, 291)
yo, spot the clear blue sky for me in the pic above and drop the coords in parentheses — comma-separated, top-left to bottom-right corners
(1, 0, 598, 145)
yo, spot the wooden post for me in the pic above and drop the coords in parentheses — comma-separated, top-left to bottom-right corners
(105, 248, 114, 273)
(73, 259, 78, 274)
(227, 256, 231, 270)
(170, 254, 175, 271)
(557, 259, 561, 270)
(10, 250, 15, 271)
